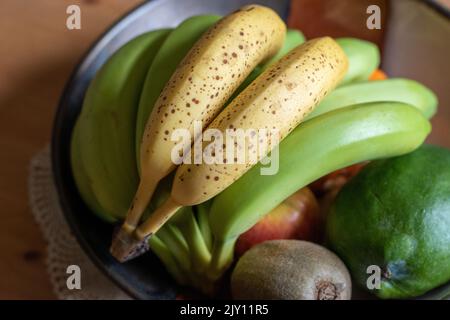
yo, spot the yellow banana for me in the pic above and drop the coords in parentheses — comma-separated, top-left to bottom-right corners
(112, 5, 286, 260)
(110, 37, 348, 262)
(170, 37, 347, 204)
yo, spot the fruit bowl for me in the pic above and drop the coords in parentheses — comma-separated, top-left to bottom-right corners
(52, 0, 450, 299)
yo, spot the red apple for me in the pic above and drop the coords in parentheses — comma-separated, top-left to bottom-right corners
(235, 187, 320, 256)
(309, 163, 366, 196)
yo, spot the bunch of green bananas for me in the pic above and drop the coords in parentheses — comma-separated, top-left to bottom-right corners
(71, 7, 437, 293)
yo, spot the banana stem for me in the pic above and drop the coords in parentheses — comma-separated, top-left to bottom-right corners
(157, 206, 214, 292)
(195, 202, 213, 252)
(110, 178, 159, 261)
(157, 225, 191, 273)
(154, 224, 212, 289)
(148, 235, 189, 285)
(136, 196, 182, 239)
(207, 237, 237, 281)
(164, 224, 210, 287)
(179, 210, 212, 272)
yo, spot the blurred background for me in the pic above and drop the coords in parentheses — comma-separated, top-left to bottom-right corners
(0, 0, 449, 299)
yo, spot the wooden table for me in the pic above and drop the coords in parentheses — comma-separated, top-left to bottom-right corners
(0, 0, 143, 300)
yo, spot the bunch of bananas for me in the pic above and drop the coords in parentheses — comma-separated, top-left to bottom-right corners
(71, 5, 437, 293)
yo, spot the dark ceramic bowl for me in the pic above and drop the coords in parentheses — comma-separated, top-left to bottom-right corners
(52, 0, 450, 299)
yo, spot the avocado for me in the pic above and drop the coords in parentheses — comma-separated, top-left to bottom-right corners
(326, 144, 450, 299)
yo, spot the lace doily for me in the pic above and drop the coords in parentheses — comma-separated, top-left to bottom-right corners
(28, 146, 131, 300)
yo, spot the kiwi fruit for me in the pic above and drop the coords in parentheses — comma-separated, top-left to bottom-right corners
(231, 240, 351, 300)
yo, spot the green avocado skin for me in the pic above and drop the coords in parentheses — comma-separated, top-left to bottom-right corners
(326, 144, 450, 299)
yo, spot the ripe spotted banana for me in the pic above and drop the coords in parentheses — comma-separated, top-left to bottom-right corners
(207, 102, 431, 278)
(113, 5, 287, 259)
(168, 37, 347, 206)
(135, 15, 222, 163)
(143, 25, 303, 283)
(146, 28, 305, 282)
(109, 37, 349, 262)
(72, 29, 171, 222)
(154, 29, 306, 278)
(309, 78, 438, 120)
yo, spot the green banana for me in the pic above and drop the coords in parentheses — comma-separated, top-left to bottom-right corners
(337, 37, 380, 85)
(74, 29, 171, 221)
(71, 29, 203, 285)
(309, 78, 438, 120)
(208, 102, 431, 278)
(135, 15, 222, 163)
(71, 121, 113, 222)
(172, 207, 212, 272)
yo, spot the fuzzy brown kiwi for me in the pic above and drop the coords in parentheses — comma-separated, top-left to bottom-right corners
(231, 240, 352, 300)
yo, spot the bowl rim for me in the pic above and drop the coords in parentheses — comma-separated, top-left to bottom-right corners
(423, 0, 450, 19)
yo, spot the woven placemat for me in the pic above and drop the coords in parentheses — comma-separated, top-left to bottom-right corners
(28, 146, 130, 300)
